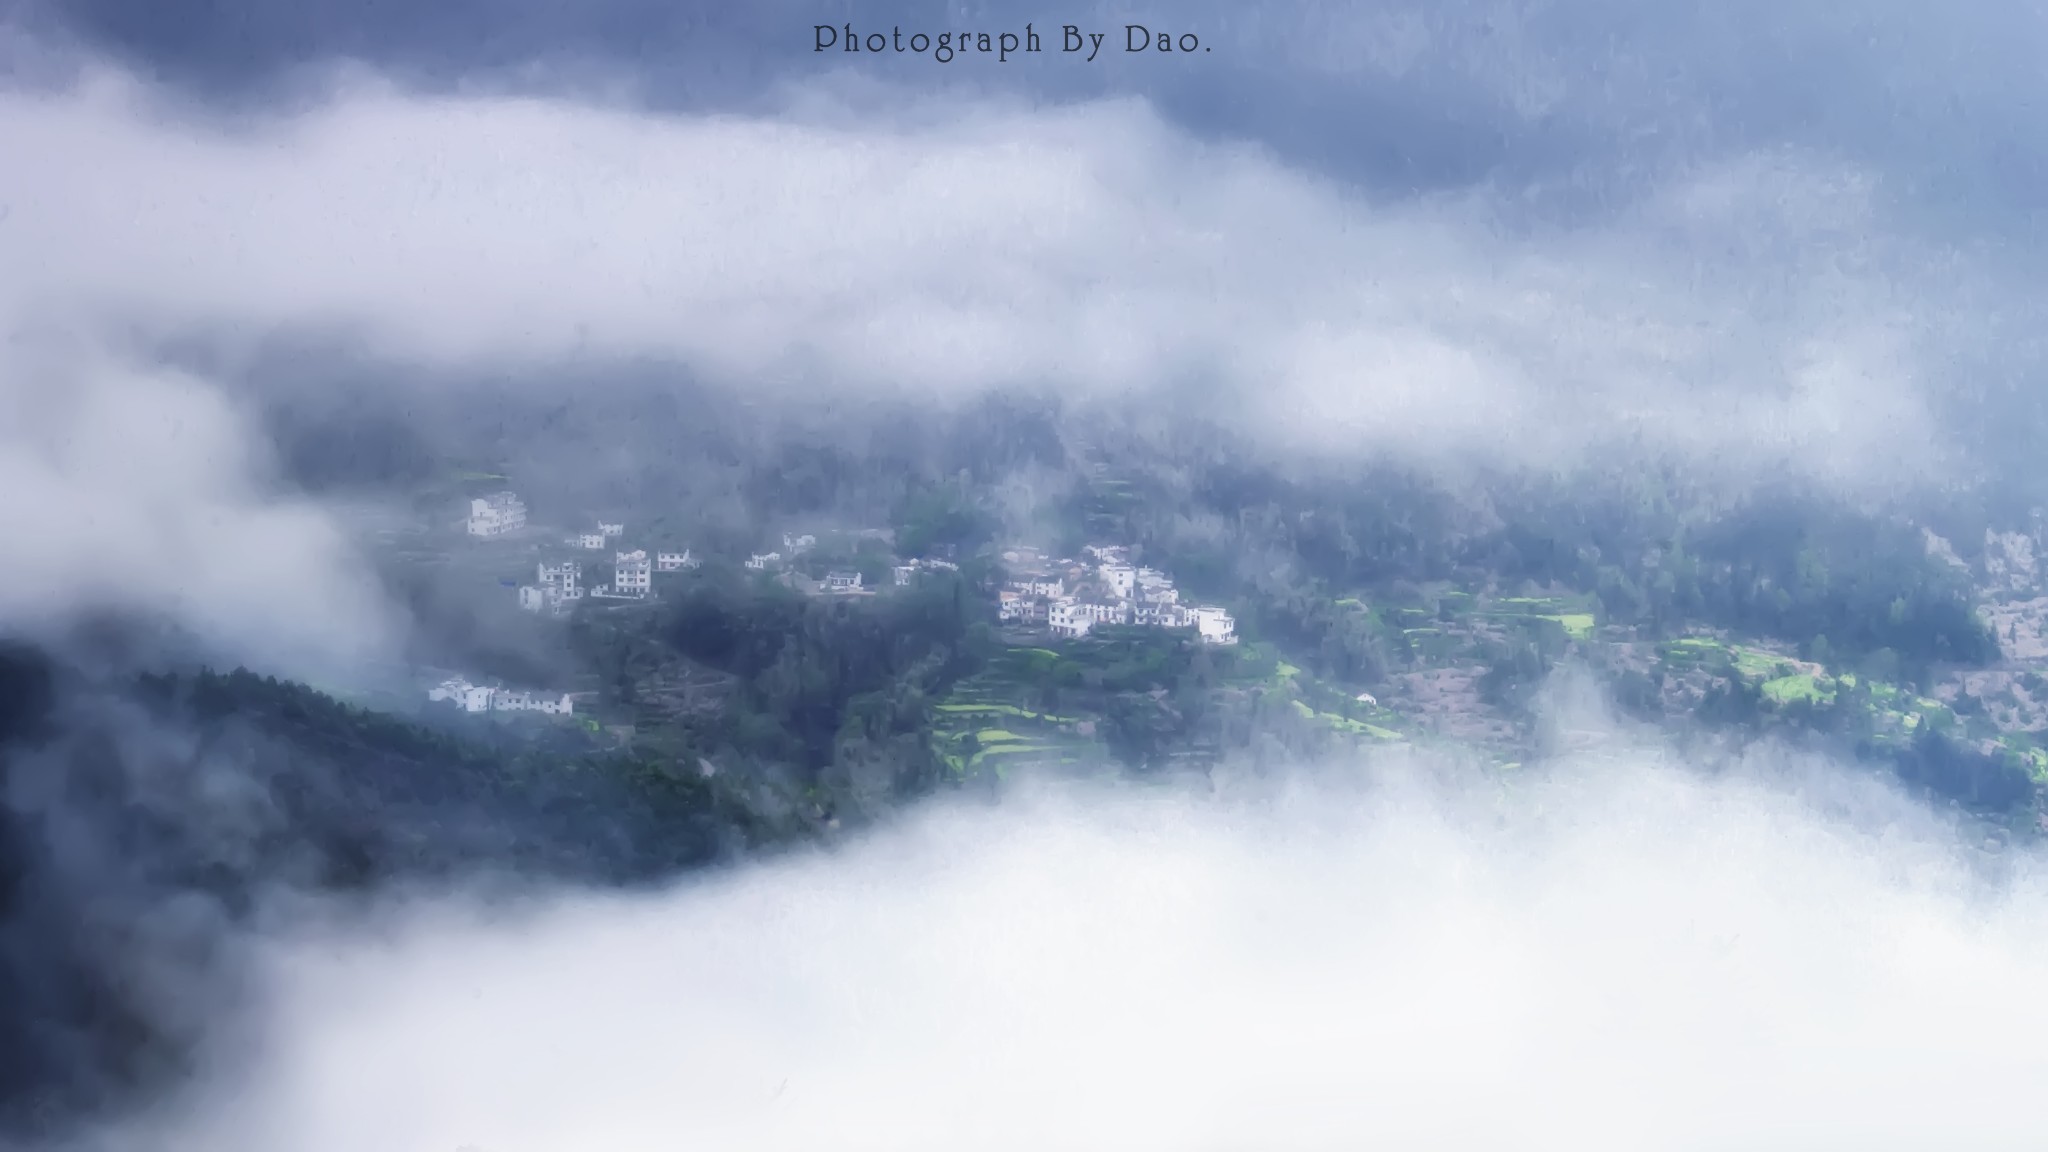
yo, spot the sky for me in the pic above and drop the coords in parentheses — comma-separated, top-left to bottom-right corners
(8, 4, 2048, 1147)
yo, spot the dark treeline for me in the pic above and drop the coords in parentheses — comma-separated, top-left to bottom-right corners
(569, 565, 998, 811)
(0, 639, 814, 1142)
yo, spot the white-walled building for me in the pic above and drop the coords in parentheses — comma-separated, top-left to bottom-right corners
(1133, 601, 1191, 628)
(746, 552, 783, 570)
(1010, 574, 1065, 599)
(1135, 568, 1176, 604)
(614, 550, 652, 598)
(428, 676, 572, 715)
(825, 571, 863, 593)
(1077, 599, 1129, 626)
(1193, 605, 1238, 645)
(428, 677, 497, 712)
(896, 558, 960, 585)
(576, 532, 606, 550)
(598, 522, 625, 538)
(467, 492, 527, 537)
(493, 690, 576, 715)
(518, 583, 582, 616)
(999, 541, 1235, 645)
(538, 561, 582, 592)
(656, 550, 699, 572)
(784, 533, 817, 553)
(1048, 600, 1093, 638)
(517, 560, 584, 616)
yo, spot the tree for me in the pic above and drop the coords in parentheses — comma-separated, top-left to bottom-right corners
(1807, 634, 1831, 665)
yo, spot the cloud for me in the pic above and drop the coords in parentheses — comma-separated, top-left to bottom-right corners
(0, 65, 1985, 493)
(0, 333, 399, 671)
(71, 723, 2048, 1152)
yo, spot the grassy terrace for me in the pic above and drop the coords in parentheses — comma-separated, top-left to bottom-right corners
(1290, 698, 1402, 740)
(1483, 595, 1598, 641)
(1656, 637, 1963, 739)
(932, 646, 1098, 776)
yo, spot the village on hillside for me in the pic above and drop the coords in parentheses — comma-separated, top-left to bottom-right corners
(996, 543, 1236, 645)
(430, 490, 1234, 717)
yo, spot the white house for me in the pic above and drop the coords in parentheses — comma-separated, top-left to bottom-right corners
(467, 492, 527, 537)
(1078, 599, 1129, 626)
(1010, 575, 1065, 599)
(575, 532, 606, 550)
(746, 552, 782, 571)
(1355, 692, 1378, 707)
(1135, 568, 1177, 604)
(428, 677, 495, 712)
(1193, 605, 1238, 645)
(518, 584, 581, 617)
(598, 522, 624, 538)
(493, 690, 575, 716)
(1134, 601, 1190, 627)
(429, 676, 573, 715)
(614, 550, 652, 598)
(1099, 563, 1137, 600)
(1048, 599, 1094, 638)
(517, 561, 584, 616)
(825, 571, 863, 593)
(656, 550, 699, 572)
(896, 558, 960, 586)
(783, 533, 817, 553)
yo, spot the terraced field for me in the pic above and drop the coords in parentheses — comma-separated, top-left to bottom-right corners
(1484, 595, 1599, 641)
(931, 646, 1098, 776)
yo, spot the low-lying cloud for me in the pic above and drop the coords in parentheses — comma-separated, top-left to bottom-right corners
(0, 64, 1985, 494)
(69, 726, 2048, 1152)
(0, 334, 398, 672)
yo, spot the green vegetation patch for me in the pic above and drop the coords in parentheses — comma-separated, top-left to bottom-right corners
(1542, 614, 1596, 641)
(1761, 673, 1833, 706)
(1729, 647, 1784, 679)
(934, 702, 1077, 724)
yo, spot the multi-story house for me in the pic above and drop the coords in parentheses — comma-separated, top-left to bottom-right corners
(614, 550, 652, 598)
(467, 492, 527, 537)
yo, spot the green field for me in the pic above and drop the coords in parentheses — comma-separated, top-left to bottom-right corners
(1477, 595, 1599, 643)
(931, 645, 1100, 775)
(1761, 672, 1834, 705)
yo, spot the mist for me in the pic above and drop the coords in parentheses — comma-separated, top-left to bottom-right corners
(6, 3, 2048, 1149)
(0, 63, 1998, 496)
(62, 692, 2048, 1152)
(0, 335, 399, 677)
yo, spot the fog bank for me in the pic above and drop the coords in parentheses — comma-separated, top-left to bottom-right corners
(0, 68, 1981, 492)
(79, 739, 2048, 1152)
